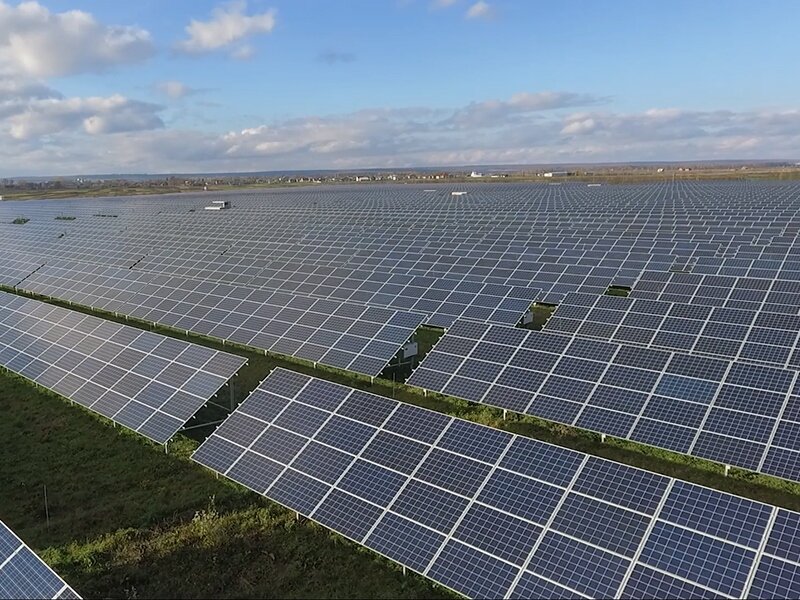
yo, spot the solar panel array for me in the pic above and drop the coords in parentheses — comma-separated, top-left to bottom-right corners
(0, 290, 246, 444)
(0, 252, 43, 289)
(194, 368, 800, 600)
(0, 520, 79, 599)
(135, 254, 542, 328)
(407, 320, 800, 482)
(5, 182, 800, 468)
(17, 259, 424, 377)
(545, 291, 800, 369)
(631, 271, 800, 314)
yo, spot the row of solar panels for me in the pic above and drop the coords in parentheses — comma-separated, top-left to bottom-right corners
(193, 368, 800, 600)
(10, 257, 426, 378)
(407, 319, 800, 483)
(0, 291, 246, 444)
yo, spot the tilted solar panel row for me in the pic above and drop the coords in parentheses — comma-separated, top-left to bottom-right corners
(407, 319, 800, 483)
(0, 290, 246, 444)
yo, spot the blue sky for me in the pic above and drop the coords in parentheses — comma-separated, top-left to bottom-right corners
(1, 0, 799, 175)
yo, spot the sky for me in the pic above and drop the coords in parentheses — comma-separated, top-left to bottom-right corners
(1, 0, 800, 176)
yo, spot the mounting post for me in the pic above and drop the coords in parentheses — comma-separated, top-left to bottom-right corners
(503, 409, 507, 420)
(725, 465, 730, 477)
(601, 433, 606, 443)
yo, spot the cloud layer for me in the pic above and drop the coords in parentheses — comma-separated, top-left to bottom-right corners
(176, 1, 276, 58)
(0, 1, 153, 77)
(3, 87, 799, 175)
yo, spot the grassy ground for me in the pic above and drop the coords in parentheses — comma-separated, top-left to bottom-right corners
(0, 373, 449, 599)
(3, 169, 800, 202)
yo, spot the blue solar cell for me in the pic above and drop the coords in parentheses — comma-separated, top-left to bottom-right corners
(427, 539, 519, 600)
(236, 390, 290, 423)
(296, 378, 350, 411)
(509, 571, 584, 599)
(0, 547, 65, 600)
(361, 431, 429, 475)
(272, 402, 329, 437)
(290, 442, 353, 484)
(225, 451, 283, 493)
(765, 510, 800, 562)
(762, 447, 800, 482)
(701, 408, 775, 444)
(416, 449, 492, 496)
(250, 426, 307, 464)
(749, 555, 800, 600)
(551, 493, 650, 557)
(620, 564, 724, 600)
(312, 490, 384, 541)
(383, 404, 450, 444)
(638, 521, 754, 597)
(499, 437, 584, 487)
(655, 374, 719, 404)
(527, 531, 629, 598)
(365, 513, 445, 574)
(390, 480, 469, 533)
(660, 481, 771, 548)
(338, 460, 407, 506)
(477, 469, 563, 524)
(572, 458, 669, 514)
(314, 415, 376, 455)
(337, 390, 395, 427)
(453, 503, 542, 565)
(267, 469, 330, 516)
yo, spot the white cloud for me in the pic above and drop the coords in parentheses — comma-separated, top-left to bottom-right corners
(2, 90, 800, 175)
(7, 94, 163, 140)
(0, 1, 154, 77)
(466, 1, 493, 19)
(176, 1, 276, 57)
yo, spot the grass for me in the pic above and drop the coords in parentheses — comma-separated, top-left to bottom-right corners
(55, 216, 77, 221)
(11, 217, 29, 224)
(606, 286, 631, 297)
(0, 372, 450, 599)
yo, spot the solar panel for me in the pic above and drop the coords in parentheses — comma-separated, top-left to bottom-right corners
(0, 290, 246, 444)
(193, 368, 800, 599)
(545, 291, 800, 370)
(407, 319, 800, 483)
(20, 260, 425, 377)
(0, 252, 45, 289)
(0, 520, 80, 599)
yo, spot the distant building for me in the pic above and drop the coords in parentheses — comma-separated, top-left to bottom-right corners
(543, 171, 570, 177)
(470, 171, 484, 178)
